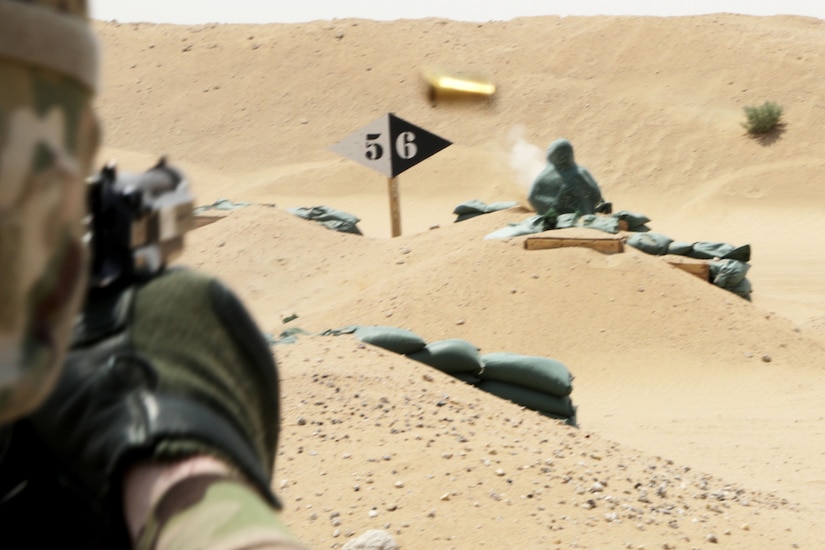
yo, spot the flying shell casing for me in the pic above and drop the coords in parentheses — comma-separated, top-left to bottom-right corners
(423, 68, 496, 100)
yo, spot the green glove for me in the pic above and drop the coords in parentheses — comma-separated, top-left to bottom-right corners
(30, 267, 281, 535)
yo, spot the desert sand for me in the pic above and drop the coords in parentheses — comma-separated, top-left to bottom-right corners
(92, 13, 825, 548)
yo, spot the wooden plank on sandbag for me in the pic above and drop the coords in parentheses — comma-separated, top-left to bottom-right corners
(665, 256, 710, 281)
(524, 233, 625, 254)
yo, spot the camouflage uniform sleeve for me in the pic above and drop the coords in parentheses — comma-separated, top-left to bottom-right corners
(136, 474, 308, 550)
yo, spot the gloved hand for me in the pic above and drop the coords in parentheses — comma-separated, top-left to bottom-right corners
(29, 267, 281, 539)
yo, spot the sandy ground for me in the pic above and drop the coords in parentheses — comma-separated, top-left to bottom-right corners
(93, 13, 825, 548)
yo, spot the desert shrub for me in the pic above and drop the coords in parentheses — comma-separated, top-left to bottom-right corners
(742, 101, 784, 134)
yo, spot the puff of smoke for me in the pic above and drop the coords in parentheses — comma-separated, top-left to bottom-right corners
(506, 125, 544, 194)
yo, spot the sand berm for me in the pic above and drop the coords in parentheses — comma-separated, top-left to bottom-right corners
(93, 13, 825, 548)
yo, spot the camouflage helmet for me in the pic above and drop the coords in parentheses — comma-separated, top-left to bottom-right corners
(0, 0, 100, 422)
(0, 0, 98, 92)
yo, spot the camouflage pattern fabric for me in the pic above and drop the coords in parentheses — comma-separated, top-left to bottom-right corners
(136, 474, 307, 550)
(0, 0, 99, 423)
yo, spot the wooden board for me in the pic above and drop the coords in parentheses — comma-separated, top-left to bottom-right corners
(193, 215, 224, 229)
(524, 231, 712, 282)
(665, 256, 710, 281)
(524, 234, 625, 254)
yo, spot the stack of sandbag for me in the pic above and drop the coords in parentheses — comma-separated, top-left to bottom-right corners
(339, 325, 577, 426)
(478, 353, 576, 426)
(484, 209, 651, 240)
(347, 325, 483, 385)
(405, 338, 485, 386)
(626, 235, 753, 300)
(350, 325, 428, 354)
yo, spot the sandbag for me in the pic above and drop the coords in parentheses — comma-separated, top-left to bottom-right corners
(543, 411, 578, 427)
(709, 259, 750, 289)
(626, 232, 673, 255)
(554, 212, 579, 229)
(483, 215, 552, 240)
(453, 199, 489, 216)
(478, 380, 576, 419)
(480, 353, 572, 397)
(406, 338, 483, 374)
(354, 326, 427, 354)
(721, 244, 751, 262)
(453, 199, 489, 222)
(450, 372, 482, 386)
(686, 241, 735, 260)
(728, 277, 753, 301)
(709, 260, 752, 300)
(454, 200, 519, 222)
(667, 241, 694, 256)
(485, 201, 520, 212)
(194, 199, 251, 213)
(672, 241, 750, 262)
(613, 210, 651, 230)
(288, 205, 362, 235)
(579, 214, 620, 234)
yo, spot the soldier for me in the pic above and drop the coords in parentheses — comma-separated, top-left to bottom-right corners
(527, 138, 611, 217)
(0, 1, 307, 547)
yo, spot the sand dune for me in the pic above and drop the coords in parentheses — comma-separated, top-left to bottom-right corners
(94, 14, 825, 548)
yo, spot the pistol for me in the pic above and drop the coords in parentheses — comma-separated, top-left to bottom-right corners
(85, 157, 194, 301)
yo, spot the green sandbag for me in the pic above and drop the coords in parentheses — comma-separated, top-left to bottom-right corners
(540, 410, 578, 427)
(483, 215, 551, 240)
(554, 212, 579, 229)
(668, 241, 694, 256)
(478, 380, 576, 418)
(450, 372, 482, 386)
(579, 214, 620, 234)
(453, 199, 489, 216)
(729, 277, 753, 301)
(354, 325, 427, 354)
(288, 205, 362, 235)
(722, 244, 751, 262)
(319, 219, 362, 235)
(613, 210, 651, 230)
(454, 200, 519, 223)
(626, 232, 673, 255)
(708, 262, 752, 300)
(480, 353, 572, 397)
(710, 259, 750, 288)
(686, 241, 735, 260)
(194, 199, 251, 213)
(455, 212, 484, 222)
(485, 201, 519, 212)
(406, 338, 483, 374)
(453, 199, 518, 216)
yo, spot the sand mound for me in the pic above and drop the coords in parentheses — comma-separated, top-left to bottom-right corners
(94, 14, 825, 548)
